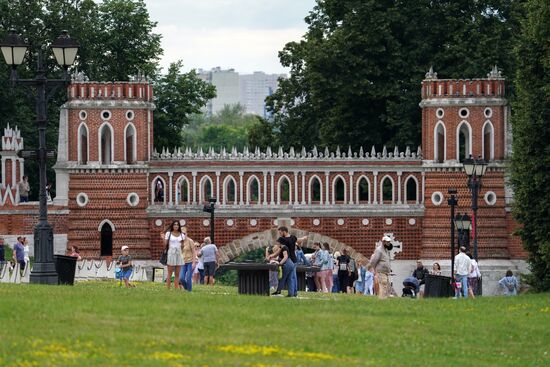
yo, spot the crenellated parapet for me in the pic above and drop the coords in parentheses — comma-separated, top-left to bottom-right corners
(152, 145, 423, 161)
(67, 72, 153, 103)
(2, 123, 24, 151)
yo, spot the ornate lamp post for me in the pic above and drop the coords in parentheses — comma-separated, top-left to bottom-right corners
(1, 30, 79, 284)
(203, 197, 217, 243)
(454, 213, 471, 251)
(462, 156, 487, 261)
(447, 188, 458, 281)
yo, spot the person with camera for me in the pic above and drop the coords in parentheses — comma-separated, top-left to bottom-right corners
(369, 235, 393, 299)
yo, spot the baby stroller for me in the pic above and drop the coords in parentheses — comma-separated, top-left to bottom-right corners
(402, 276, 419, 298)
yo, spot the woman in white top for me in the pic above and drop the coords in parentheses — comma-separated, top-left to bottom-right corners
(160, 221, 185, 289)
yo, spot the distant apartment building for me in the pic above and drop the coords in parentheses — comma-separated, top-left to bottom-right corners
(197, 68, 285, 117)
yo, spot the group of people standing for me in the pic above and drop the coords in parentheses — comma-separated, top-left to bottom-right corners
(161, 220, 218, 290)
(0, 236, 30, 274)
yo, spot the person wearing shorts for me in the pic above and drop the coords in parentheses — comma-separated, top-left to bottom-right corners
(199, 237, 218, 285)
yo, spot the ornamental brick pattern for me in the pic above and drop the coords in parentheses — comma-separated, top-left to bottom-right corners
(0, 68, 525, 262)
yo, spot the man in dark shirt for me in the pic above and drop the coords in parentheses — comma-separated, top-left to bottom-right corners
(277, 226, 298, 297)
(13, 237, 26, 272)
(0, 237, 5, 262)
(412, 260, 430, 296)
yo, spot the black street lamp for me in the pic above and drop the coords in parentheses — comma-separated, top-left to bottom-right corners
(447, 188, 458, 281)
(1, 29, 79, 285)
(202, 197, 217, 244)
(462, 156, 487, 261)
(454, 213, 471, 251)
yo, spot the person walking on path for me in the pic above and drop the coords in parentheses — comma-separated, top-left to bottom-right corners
(199, 237, 218, 285)
(161, 221, 185, 289)
(467, 253, 481, 298)
(454, 246, 471, 298)
(369, 235, 393, 299)
(116, 245, 135, 288)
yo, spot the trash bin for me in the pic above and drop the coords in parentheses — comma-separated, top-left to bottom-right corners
(54, 255, 77, 285)
(424, 274, 454, 298)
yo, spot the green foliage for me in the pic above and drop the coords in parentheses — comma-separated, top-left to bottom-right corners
(510, 0, 550, 291)
(0, 283, 549, 366)
(268, 0, 523, 151)
(153, 61, 216, 150)
(216, 247, 267, 286)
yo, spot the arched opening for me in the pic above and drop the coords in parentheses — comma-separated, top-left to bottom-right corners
(100, 222, 113, 257)
(357, 176, 370, 203)
(333, 176, 346, 203)
(278, 176, 291, 204)
(482, 121, 494, 161)
(457, 122, 472, 163)
(224, 176, 237, 205)
(201, 176, 213, 203)
(78, 123, 88, 165)
(405, 176, 418, 203)
(124, 123, 136, 164)
(99, 123, 113, 165)
(434, 122, 446, 163)
(247, 176, 260, 204)
(309, 176, 322, 204)
(177, 176, 190, 205)
(381, 176, 394, 204)
(153, 177, 165, 203)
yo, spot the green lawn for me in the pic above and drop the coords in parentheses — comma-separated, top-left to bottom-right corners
(0, 282, 548, 367)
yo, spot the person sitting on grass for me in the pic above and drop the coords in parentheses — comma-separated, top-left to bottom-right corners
(117, 246, 135, 288)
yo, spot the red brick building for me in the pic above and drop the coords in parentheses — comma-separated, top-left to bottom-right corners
(0, 68, 527, 279)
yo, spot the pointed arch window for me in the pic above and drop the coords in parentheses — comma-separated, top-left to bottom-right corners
(247, 176, 260, 204)
(333, 176, 346, 203)
(177, 177, 190, 205)
(434, 122, 446, 163)
(381, 176, 394, 204)
(124, 123, 136, 164)
(99, 123, 113, 165)
(201, 177, 213, 203)
(100, 221, 114, 256)
(357, 176, 370, 203)
(278, 176, 291, 204)
(153, 177, 166, 204)
(78, 123, 88, 165)
(310, 176, 322, 204)
(405, 176, 418, 203)
(457, 122, 472, 163)
(224, 176, 237, 205)
(482, 121, 494, 161)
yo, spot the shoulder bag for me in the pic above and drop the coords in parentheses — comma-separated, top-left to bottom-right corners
(159, 232, 171, 266)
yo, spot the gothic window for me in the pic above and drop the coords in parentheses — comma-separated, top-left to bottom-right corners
(405, 176, 418, 203)
(310, 176, 322, 203)
(434, 122, 445, 163)
(357, 176, 370, 203)
(177, 177, 189, 205)
(78, 123, 88, 165)
(124, 123, 136, 164)
(247, 176, 260, 204)
(278, 176, 291, 203)
(381, 176, 394, 204)
(457, 122, 472, 163)
(224, 176, 237, 205)
(333, 176, 346, 203)
(99, 123, 113, 165)
(201, 177, 213, 203)
(483, 121, 494, 161)
(153, 177, 165, 203)
(100, 221, 113, 257)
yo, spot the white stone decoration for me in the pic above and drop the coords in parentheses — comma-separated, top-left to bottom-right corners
(385, 218, 393, 225)
(409, 218, 416, 226)
(126, 110, 134, 120)
(436, 108, 444, 118)
(76, 193, 88, 207)
(203, 219, 210, 227)
(226, 219, 234, 227)
(337, 218, 345, 226)
(312, 218, 320, 226)
(79, 110, 87, 120)
(459, 107, 469, 119)
(484, 107, 493, 118)
(250, 219, 257, 227)
(484, 191, 497, 206)
(362, 218, 369, 226)
(155, 219, 163, 227)
(291, 219, 295, 226)
(100, 110, 112, 120)
(431, 191, 443, 206)
(126, 193, 139, 207)
(179, 219, 186, 226)
(273, 219, 278, 226)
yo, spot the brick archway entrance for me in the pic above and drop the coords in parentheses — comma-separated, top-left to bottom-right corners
(217, 228, 367, 264)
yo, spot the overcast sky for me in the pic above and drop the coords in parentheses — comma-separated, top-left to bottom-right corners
(143, 0, 316, 75)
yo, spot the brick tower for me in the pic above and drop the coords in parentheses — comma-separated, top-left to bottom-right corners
(54, 74, 154, 258)
(420, 66, 517, 259)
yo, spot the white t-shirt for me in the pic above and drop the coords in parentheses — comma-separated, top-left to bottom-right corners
(454, 252, 471, 276)
(468, 259, 481, 278)
(164, 232, 185, 250)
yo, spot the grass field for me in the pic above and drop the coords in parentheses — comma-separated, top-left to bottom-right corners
(0, 282, 548, 367)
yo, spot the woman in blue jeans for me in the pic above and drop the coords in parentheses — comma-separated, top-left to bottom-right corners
(271, 242, 295, 297)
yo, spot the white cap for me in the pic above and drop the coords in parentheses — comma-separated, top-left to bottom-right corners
(382, 235, 392, 242)
(121, 245, 129, 251)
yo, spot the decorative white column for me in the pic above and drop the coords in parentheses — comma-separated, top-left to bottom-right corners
(348, 171, 354, 204)
(421, 171, 425, 204)
(270, 171, 275, 205)
(325, 171, 330, 205)
(192, 172, 197, 205)
(216, 171, 221, 203)
(397, 171, 402, 204)
(293, 172, 299, 205)
(263, 171, 268, 205)
(168, 171, 174, 205)
(301, 171, 306, 205)
(373, 171, 378, 204)
(239, 171, 244, 205)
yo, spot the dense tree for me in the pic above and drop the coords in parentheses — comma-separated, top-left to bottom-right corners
(510, 0, 550, 291)
(267, 0, 524, 151)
